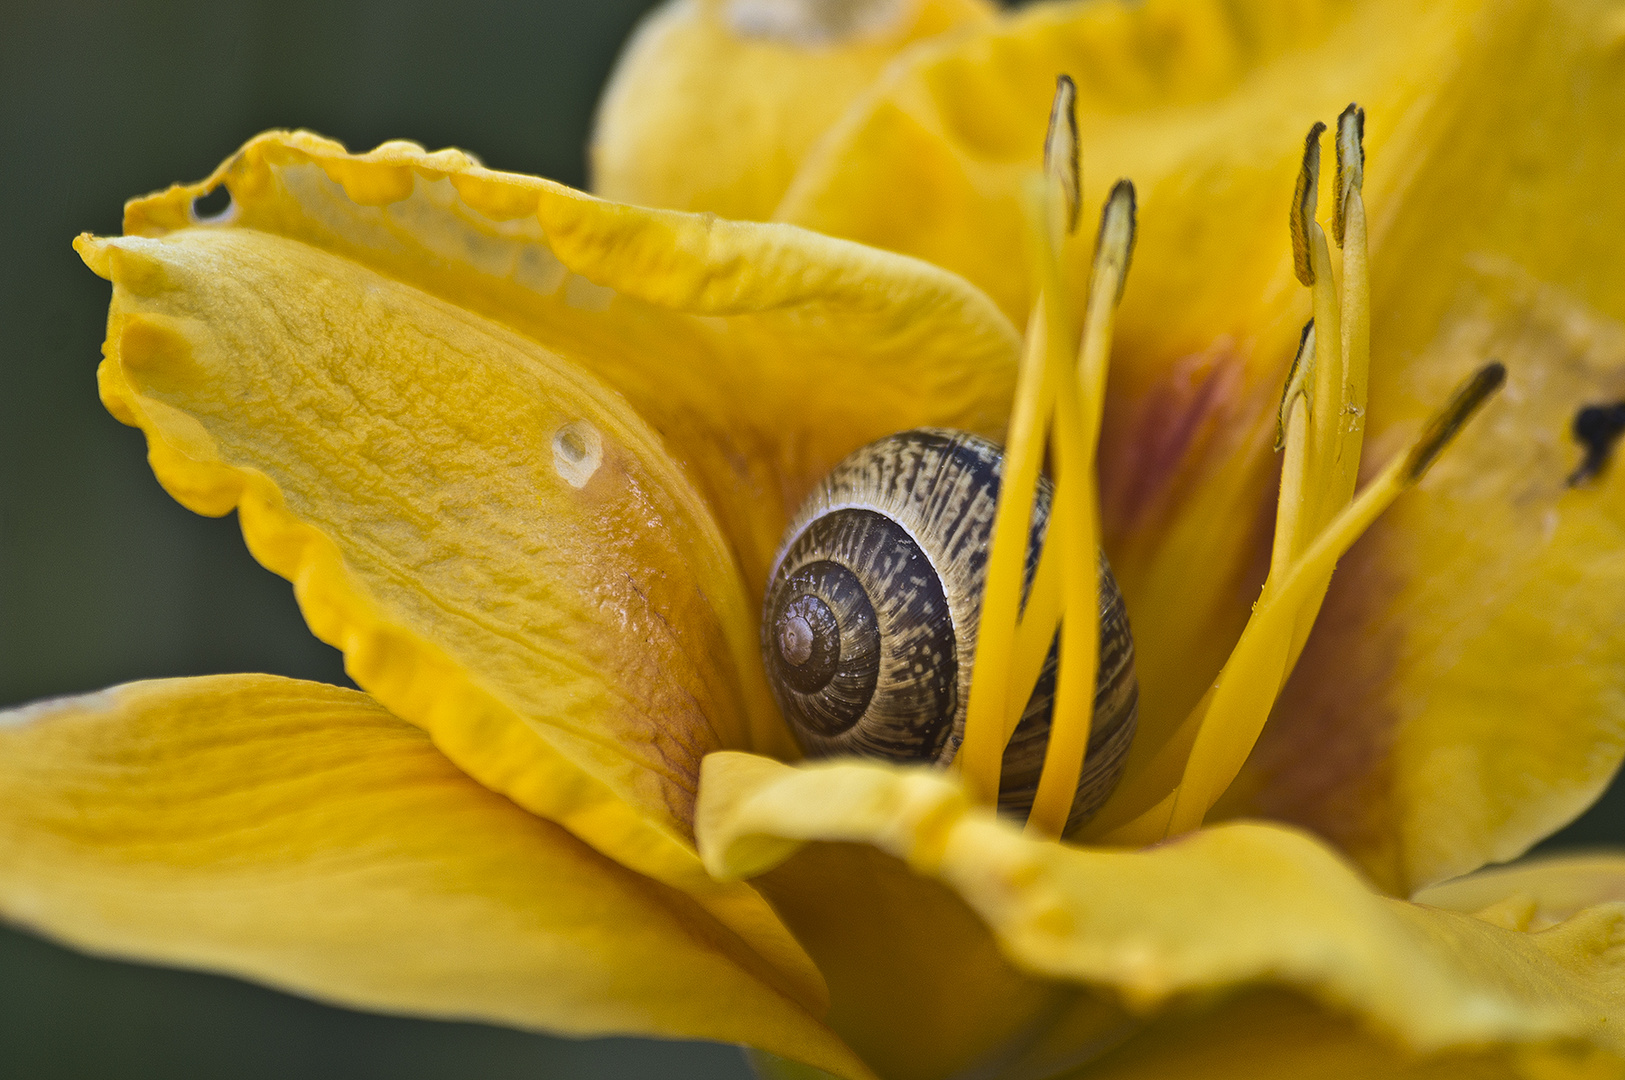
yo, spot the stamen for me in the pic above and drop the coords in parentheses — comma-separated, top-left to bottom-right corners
(1007, 494, 1063, 719)
(1268, 322, 1316, 586)
(1045, 75, 1081, 238)
(958, 284, 1055, 805)
(1299, 125, 1346, 536)
(1027, 181, 1136, 838)
(1289, 122, 1326, 286)
(1333, 104, 1365, 248)
(958, 76, 1081, 806)
(1165, 362, 1506, 835)
(1334, 105, 1371, 505)
(1404, 362, 1506, 481)
(1275, 320, 1316, 453)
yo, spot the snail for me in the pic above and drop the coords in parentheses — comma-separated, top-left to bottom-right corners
(762, 428, 1138, 836)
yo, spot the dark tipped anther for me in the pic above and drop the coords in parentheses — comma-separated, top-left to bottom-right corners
(1093, 179, 1137, 304)
(1567, 401, 1625, 486)
(1290, 121, 1326, 285)
(1333, 104, 1365, 246)
(1275, 319, 1316, 451)
(1045, 74, 1081, 234)
(1404, 362, 1506, 483)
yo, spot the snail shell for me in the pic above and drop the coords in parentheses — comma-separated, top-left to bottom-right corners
(762, 428, 1138, 836)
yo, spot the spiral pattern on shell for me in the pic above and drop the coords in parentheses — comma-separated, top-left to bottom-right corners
(762, 428, 1138, 836)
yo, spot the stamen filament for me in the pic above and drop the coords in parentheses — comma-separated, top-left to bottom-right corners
(1334, 104, 1371, 504)
(1027, 300, 1097, 838)
(1286, 108, 1370, 671)
(1165, 362, 1506, 835)
(959, 286, 1055, 805)
(1007, 492, 1063, 720)
(958, 76, 1081, 806)
(1027, 181, 1136, 838)
(1267, 321, 1316, 587)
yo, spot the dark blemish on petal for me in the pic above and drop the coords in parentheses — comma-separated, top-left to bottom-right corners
(1567, 401, 1625, 487)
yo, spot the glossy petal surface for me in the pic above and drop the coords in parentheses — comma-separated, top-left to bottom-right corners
(0, 677, 872, 1080)
(700, 753, 1625, 1070)
(778, 0, 1625, 888)
(592, 0, 994, 219)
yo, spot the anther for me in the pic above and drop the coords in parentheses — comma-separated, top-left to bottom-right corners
(1403, 362, 1507, 482)
(1290, 122, 1326, 285)
(1093, 180, 1137, 307)
(1045, 74, 1081, 236)
(1333, 104, 1365, 247)
(1275, 320, 1316, 451)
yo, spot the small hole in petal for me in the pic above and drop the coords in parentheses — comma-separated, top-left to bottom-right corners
(190, 186, 236, 224)
(552, 421, 603, 489)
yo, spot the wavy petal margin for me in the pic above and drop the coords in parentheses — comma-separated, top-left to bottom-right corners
(699, 753, 1625, 1072)
(0, 678, 871, 1080)
(77, 222, 825, 1006)
(115, 130, 1021, 592)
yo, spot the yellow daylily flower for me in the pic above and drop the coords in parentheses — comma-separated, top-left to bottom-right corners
(4, 0, 1625, 1077)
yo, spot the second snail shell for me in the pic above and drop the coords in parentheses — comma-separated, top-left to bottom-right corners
(762, 428, 1138, 835)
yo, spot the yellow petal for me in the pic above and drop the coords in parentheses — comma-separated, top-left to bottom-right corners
(700, 753, 1625, 1066)
(751, 839, 1077, 1080)
(779, 0, 1625, 890)
(691, 754, 1082, 1080)
(1417, 853, 1625, 933)
(591, 0, 995, 220)
(77, 217, 824, 1004)
(776, 0, 1460, 824)
(1078, 988, 1622, 1080)
(1217, 0, 1625, 891)
(113, 131, 1019, 594)
(0, 678, 872, 1080)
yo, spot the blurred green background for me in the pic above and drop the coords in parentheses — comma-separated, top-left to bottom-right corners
(2, 1, 1621, 1077)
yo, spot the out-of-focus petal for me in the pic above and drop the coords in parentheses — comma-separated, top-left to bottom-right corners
(1417, 854, 1625, 932)
(700, 753, 1625, 1069)
(0, 678, 873, 1080)
(591, 0, 994, 219)
(1072, 988, 1618, 1080)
